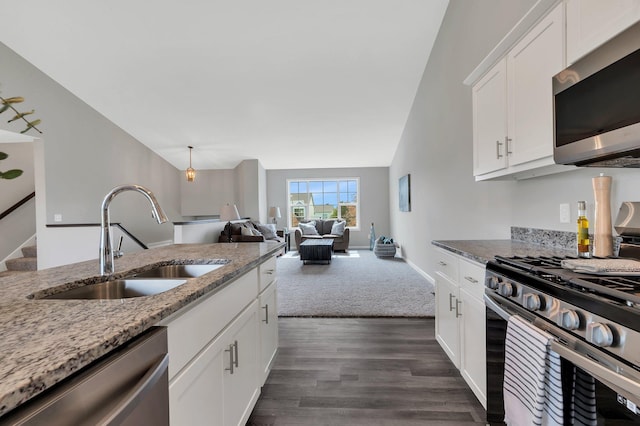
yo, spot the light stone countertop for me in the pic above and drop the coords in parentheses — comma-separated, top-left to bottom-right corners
(0, 242, 283, 418)
(432, 239, 575, 264)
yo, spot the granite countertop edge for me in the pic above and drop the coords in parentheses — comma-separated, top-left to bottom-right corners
(0, 241, 283, 418)
(432, 239, 576, 264)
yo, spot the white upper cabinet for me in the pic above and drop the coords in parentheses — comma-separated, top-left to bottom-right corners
(472, 3, 568, 181)
(473, 59, 508, 176)
(506, 3, 564, 167)
(566, 0, 640, 65)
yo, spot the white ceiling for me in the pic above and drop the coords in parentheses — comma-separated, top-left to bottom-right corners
(0, 0, 448, 171)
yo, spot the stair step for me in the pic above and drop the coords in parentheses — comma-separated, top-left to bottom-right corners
(21, 245, 37, 258)
(0, 270, 28, 278)
(6, 257, 37, 272)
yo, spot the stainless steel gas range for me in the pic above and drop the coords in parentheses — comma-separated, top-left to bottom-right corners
(484, 255, 640, 425)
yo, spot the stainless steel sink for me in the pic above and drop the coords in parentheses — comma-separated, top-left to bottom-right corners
(126, 264, 224, 279)
(42, 279, 187, 300)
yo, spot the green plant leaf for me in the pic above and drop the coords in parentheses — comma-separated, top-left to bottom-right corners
(0, 169, 23, 179)
(0, 152, 7, 161)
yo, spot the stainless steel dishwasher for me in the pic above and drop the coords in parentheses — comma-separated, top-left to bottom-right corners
(0, 327, 169, 426)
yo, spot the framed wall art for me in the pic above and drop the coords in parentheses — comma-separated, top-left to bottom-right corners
(399, 174, 411, 212)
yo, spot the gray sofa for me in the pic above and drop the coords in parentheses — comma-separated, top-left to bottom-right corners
(294, 219, 350, 252)
(218, 220, 283, 243)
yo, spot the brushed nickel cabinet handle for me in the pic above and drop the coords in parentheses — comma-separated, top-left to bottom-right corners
(233, 340, 239, 368)
(262, 304, 269, 324)
(449, 293, 455, 312)
(438, 261, 447, 266)
(506, 136, 512, 155)
(464, 276, 478, 284)
(225, 344, 235, 374)
(456, 299, 462, 318)
(496, 140, 503, 159)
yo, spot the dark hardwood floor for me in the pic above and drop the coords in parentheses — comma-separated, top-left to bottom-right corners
(247, 318, 487, 426)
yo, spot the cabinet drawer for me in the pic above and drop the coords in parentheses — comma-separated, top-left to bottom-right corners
(459, 258, 485, 301)
(434, 249, 459, 282)
(259, 255, 277, 292)
(161, 268, 258, 379)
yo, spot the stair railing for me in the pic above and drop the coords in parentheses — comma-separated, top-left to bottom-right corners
(46, 223, 149, 250)
(0, 191, 35, 222)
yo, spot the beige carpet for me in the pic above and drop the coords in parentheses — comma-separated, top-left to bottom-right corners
(276, 249, 435, 317)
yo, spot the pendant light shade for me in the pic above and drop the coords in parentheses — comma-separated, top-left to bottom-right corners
(186, 145, 196, 182)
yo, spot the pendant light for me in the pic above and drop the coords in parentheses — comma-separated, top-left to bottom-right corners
(186, 145, 196, 182)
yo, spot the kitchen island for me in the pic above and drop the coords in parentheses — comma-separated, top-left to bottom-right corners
(0, 242, 283, 418)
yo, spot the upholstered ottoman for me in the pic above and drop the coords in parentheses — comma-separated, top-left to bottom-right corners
(299, 239, 334, 264)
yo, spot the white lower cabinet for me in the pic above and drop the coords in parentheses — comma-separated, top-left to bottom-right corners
(435, 273, 460, 368)
(434, 248, 486, 408)
(259, 280, 278, 384)
(162, 254, 279, 426)
(169, 301, 259, 426)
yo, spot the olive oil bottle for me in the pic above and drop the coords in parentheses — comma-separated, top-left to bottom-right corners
(577, 201, 590, 258)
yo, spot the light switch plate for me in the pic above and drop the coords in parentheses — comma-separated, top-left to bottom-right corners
(559, 203, 570, 223)
(54, 213, 62, 222)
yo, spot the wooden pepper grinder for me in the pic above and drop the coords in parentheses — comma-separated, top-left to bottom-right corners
(592, 174, 613, 257)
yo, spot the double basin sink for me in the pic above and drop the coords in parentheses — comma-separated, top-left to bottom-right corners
(40, 263, 227, 300)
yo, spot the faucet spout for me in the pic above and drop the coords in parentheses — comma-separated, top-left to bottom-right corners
(99, 184, 168, 276)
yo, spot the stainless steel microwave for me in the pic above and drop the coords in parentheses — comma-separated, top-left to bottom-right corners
(553, 20, 640, 167)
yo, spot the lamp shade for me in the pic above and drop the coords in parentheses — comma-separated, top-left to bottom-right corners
(269, 206, 281, 219)
(220, 203, 241, 222)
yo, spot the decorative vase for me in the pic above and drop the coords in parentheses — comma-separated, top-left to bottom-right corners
(369, 222, 376, 251)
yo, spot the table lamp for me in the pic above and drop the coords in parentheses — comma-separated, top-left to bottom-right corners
(220, 203, 241, 242)
(269, 206, 281, 225)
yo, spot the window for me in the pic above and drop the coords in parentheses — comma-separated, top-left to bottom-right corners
(287, 178, 359, 228)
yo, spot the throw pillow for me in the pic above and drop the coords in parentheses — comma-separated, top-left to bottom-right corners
(256, 223, 278, 240)
(240, 225, 254, 236)
(251, 227, 262, 237)
(299, 221, 319, 235)
(330, 220, 346, 236)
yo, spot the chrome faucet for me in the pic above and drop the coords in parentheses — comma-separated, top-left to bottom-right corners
(99, 184, 168, 276)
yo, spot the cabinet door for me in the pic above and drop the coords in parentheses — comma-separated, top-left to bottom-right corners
(224, 301, 261, 426)
(567, 0, 640, 64)
(460, 287, 487, 409)
(507, 3, 564, 167)
(435, 273, 460, 368)
(473, 58, 508, 175)
(259, 281, 279, 384)
(169, 332, 226, 426)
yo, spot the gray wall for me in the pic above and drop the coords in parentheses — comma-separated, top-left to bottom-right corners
(391, 0, 640, 279)
(1, 42, 182, 246)
(389, 0, 536, 276)
(267, 167, 389, 248)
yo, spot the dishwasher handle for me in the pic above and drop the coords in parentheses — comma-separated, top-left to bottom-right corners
(99, 353, 169, 425)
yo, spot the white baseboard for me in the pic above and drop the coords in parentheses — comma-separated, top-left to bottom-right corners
(403, 257, 435, 285)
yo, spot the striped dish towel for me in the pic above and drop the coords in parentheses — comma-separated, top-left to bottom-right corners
(503, 316, 564, 426)
(571, 367, 597, 425)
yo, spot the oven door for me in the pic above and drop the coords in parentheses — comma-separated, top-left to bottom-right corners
(485, 292, 640, 425)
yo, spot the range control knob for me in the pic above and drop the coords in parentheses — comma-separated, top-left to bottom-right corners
(498, 281, 514, 297)
(587, 323, 614, 347)
(523, 293, 542, 311)
(557, 309, 580, 330)
(486, 276, 499, 290)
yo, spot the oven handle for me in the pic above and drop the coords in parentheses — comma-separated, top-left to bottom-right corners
(484, 292, 510, 321)
(550, 340, 640, 404)
(484, 292, 536, 322)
